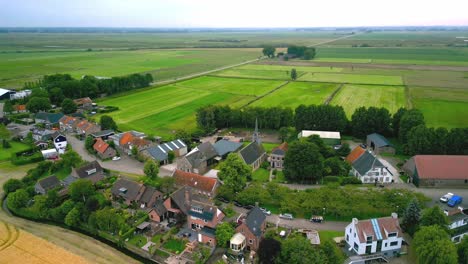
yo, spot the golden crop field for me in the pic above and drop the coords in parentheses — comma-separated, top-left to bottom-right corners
(0, 222, 89, 264)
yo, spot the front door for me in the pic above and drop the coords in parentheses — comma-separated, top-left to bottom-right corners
(366, 245, 372, 254)
(377, 240, 383, 252)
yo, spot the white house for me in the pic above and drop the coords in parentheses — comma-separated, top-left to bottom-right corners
(345, 213, 403, 257)
(10, 89, 32, 100)
(348, 149, 393, 184)
(52, 131, 67, 154)
(446, 208, 468, 243)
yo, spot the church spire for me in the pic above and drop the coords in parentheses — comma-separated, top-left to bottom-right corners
(252, 118, 261, 144)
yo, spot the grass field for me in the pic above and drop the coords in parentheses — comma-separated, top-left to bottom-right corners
(409, 87, 468, 128)
(331, 84, 406, 117)
(0, 48, 260, 89)
(0, 142, 31, 161)
(238, 64, 343, 72)
(252, 168, 270, 182)
(299, 72, 404, 85)
(250, 82, 338, 108)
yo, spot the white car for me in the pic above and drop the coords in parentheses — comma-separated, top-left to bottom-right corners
(440, 192, 454, 203)
(112, 156, 121, 161)
(279, 213, 294, 220)
(260, 207, 271, 215)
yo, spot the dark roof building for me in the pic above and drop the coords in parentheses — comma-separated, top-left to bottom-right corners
(35, 112, 65, 125)
(238, 118, 266, 170)
(111, 178, 144, 203)
(352, 151, 385, 176)
(213, 139, 243, 157)
(145, 139, 187, 164)
(172, 169, 219, 195)
(366, 133, 395, 155)
(35, 175, 61, 195)
(244, 207, 266, 237)
(71, 160, 105, 184)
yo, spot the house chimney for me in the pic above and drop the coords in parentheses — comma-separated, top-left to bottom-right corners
(391, 212, 398, 219)
(255, 202, 259, 208)
(352, 218, 358, 225)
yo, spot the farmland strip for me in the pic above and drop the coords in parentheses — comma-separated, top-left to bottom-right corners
(240, 81, 290, 108)
(324, 84, 344, 105)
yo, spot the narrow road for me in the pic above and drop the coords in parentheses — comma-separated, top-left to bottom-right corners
(307, 33, 359, 47)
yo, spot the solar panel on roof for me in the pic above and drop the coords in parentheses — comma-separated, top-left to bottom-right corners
(157, 145, 166, 153)
(177, 139, 186, 147)
(371, 219, 383, 240)
(165, 143, 173, 151)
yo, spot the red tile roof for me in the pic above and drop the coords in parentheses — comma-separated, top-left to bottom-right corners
(14, 104, 26, 111)
(346, 146, 366, 164)
(414, 155, 468, 180)
(73, 97, 92, 105)
(173, 170, 218, 194)
(120, 132, 134, 146)
(131, 137, 150, 147)
(273, 142, 288, 152)
(354, 215, 402, 243)
(93, 138, 109, 154)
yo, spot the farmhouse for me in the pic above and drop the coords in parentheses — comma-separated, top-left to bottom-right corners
(172, 169, 220, 197)
(402, 155, 468, 187)
(35, 175, 61, 195)
(70, 160, 106, 184)
(345, 213, 403, 257)
(298, 130, 341, 145)
(93, 138, 116, 159)
(9, 89, 31, 100)
(239, 120, 266, 170)
(142, 139, 187, 165)
(366, 133, 395, 155)
(213, 139, 243, 159)
(59, 115, 78, 132)
(73, 97, 93, 111)
(270, 142, 288, 169)
(234, 206, 266, 252)
(347, 148, 392, 184)
(177, 142, 218, 175)
(52, 131, 67, 154)
(446, 208, 468, 243)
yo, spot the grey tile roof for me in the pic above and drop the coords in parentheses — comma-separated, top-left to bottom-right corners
(239, 142, 266, 165)
(352, 151, 385, 176)
(151, 200, 167, 216)
(147, 139, 186, 161)
(91, 130, 115, 137)
(62, 175, 77, 186)
(200, 227, 216, 238)
(245, 207, 266, 237)
(74, 161, 103, 178)
(111, 179, 142, 201)
(188, 201, 216, 221)
(185, 142, 217, 167)
(37, 175, 61, 191)
(367, 133, 393, 148)
(35, 112, 64, 124)
(213, 140, 243, 157)
(140, 186, 162, 205)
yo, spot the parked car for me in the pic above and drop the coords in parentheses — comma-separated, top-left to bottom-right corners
(260, 207, 271, 215)
(233, 201, 243, 207)
(310, 216, 324, 223)
(217, 197, 229, 203)
(243, 205, 254, 210)
(112, 156, 121, 161)
(440, 193, 454, 203)
(279, 213, 294, 220)
(448, 195, 463, 207)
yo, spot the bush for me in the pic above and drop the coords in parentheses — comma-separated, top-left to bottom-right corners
(340, 177, 362, 185)
(260, 161, 269, 170)
(97, 106, 119, 114)
(323, 176, 340, 183)
(11, 149, 44, 165)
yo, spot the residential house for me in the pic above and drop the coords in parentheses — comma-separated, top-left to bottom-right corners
(75, 120, 100, 136)
(59, 115, 78, 132)
(31, 128, 55, 142)
(298, 130, 341, 146)
(270, 142, 288, 169)
(13, 104, 27, 113)
(366, 133, 395, 155)
(445, 208, 468, 243)
(172, 169, 220, 197)
(35, 175, 61, 195)
(69, 160, 106, 184)
(52, 131, 67, 154)
(111, 131, 146, 147)
(345, 146, 366, 164)
(90, 130, 115, 140)
(110, 131, 150, 155)
(345, 213, 403, 257)
(235, 207, 267, 252)
(73, 97, 93, 111)
(213, 139, 243, 159)
(147, 201, 168, 223)
(177, 142, 218, 175)
(402, 155, 468, 187)
(239, 119, 266, 171)
(139, 186, 163, 209)
(41, 149, 58, 160)
(34, 112, 64, 128)
(111, 178, 145, 205)
(347, 147, 392, 184)
(143, 139, 187, 165)
(35, 140, 49, 150)
(9, 89, 31, 100)
(93, 138, 116, 159)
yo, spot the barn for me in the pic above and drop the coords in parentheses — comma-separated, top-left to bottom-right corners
(0, 88, 13, 100)
(366, 133, 395, 155)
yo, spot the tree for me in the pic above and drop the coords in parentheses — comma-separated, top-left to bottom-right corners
(351, 106, 392, 138)
(99, 115, 118, 131)
(61, 150, 83, 168)
(458, 236, 468, 264)
(159, 176, 175, 194)
(45, 189, 61, 208)
(278, 127, 290, 142)
(61, 98, 77, 114)
(284, 140, 324, 183)
(336, 143, 351, 157)
(217, 153, 252, 193)
(399, 109, 425, 143)
(26, 97, 51, 113)
(3, 179, 24, 195)
(6, 189, 30, 209)
(262, 45, 276, 58)
(94, 208, 125, 233)
(413, 225, 457, 264)
(290, 68, 297, 80)
(49, 87, 65, 105)
(280, 235, 327, 264)
(406, 125, 436, 155)
(85, 136, 95, 153)
(392, 107, 407, 137)
(144, 159, 159, 180)
(168, 151, 175, 163)
(323, 156, 350, 176)
(420, 206, 449, 231)
(321, 239, 344, 264)
(3, 100, 13, 114)
(65, 207, 81, 227)
(215, 222, 235, 247)
(258, 238, 281, 264)
(303, 47, 316, 60)
(0, 124, 11, 140)
(401, 199, 421, 236)
(85, 196, 100, 212)
(69, 179, 95, 202)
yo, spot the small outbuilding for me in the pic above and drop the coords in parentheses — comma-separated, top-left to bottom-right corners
(298, 130, 341, 145)
(366, 133, 395, 155)
(35, 175, 61, 195)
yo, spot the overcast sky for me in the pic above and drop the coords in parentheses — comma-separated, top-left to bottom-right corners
(1, 0, 468, 28)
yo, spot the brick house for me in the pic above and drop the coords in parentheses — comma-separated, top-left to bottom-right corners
(270, 142, 288, 169)
(172, 169, 220, 197)
(177, 142, 218, 175)
(111, 178, 145, 205)
(75, 119, 101, 136)
(93, 138, 116, 159)
(234, 207, 266, 252)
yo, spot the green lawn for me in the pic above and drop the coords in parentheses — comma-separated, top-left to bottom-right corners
(212, 69, 295, 80)
(0, 141, 31, 161)
(319, 230, 344, 242)
(252, 168, 270, 182)
(127, 234, 147, 248)
(299, 72, 403, 85)
(162, 238, 186, 254)
(331, 84, 406, 117)
(272, 170, 286, 183)
(251, 81, 338, 108)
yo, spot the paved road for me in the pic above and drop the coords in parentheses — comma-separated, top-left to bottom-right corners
(0, 102, 4, 118)
(307, 33, 359, 47)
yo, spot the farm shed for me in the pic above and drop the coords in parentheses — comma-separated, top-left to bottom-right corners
(0, 88, 13, 100)
(366, 133, 395, 155)
(298, 130, 341, 145)
(403, 155, 468, 187)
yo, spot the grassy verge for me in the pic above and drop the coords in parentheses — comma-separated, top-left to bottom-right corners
(162, 238, 186, 254)
(252, 168, 269, 182)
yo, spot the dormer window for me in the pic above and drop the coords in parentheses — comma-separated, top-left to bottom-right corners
(366, 236, 373, 243)
(119, 187, 127, 194)
(192, 205, 203, 213)
(86, 168, 97, 175)
(388, 232, 397, 237)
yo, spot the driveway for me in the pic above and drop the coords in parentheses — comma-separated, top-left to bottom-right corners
(67, 135, 144, 175)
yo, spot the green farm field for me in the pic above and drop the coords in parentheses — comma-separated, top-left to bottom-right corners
(250, 82, 338, 108)
(299, 72, 403, 85)
(0, 48, 260, 89)
(331, 84, 406, 117)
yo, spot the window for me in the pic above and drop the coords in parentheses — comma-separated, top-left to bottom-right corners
(249, 239, 253, 244)
(346, 235, 349, 241)
(390, 241, 398, 246)
(354, 233, 356, 238)
(465, 180, 468, 184)
(464, 219, 468, 225)
(353, 242, 359, 251)
(385, 243, 387, 247)
(388, 232, 397, 237)
(366, 236, 373, 244)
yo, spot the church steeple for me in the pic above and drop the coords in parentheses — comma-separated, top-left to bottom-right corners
(252, 118, 261, 144)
